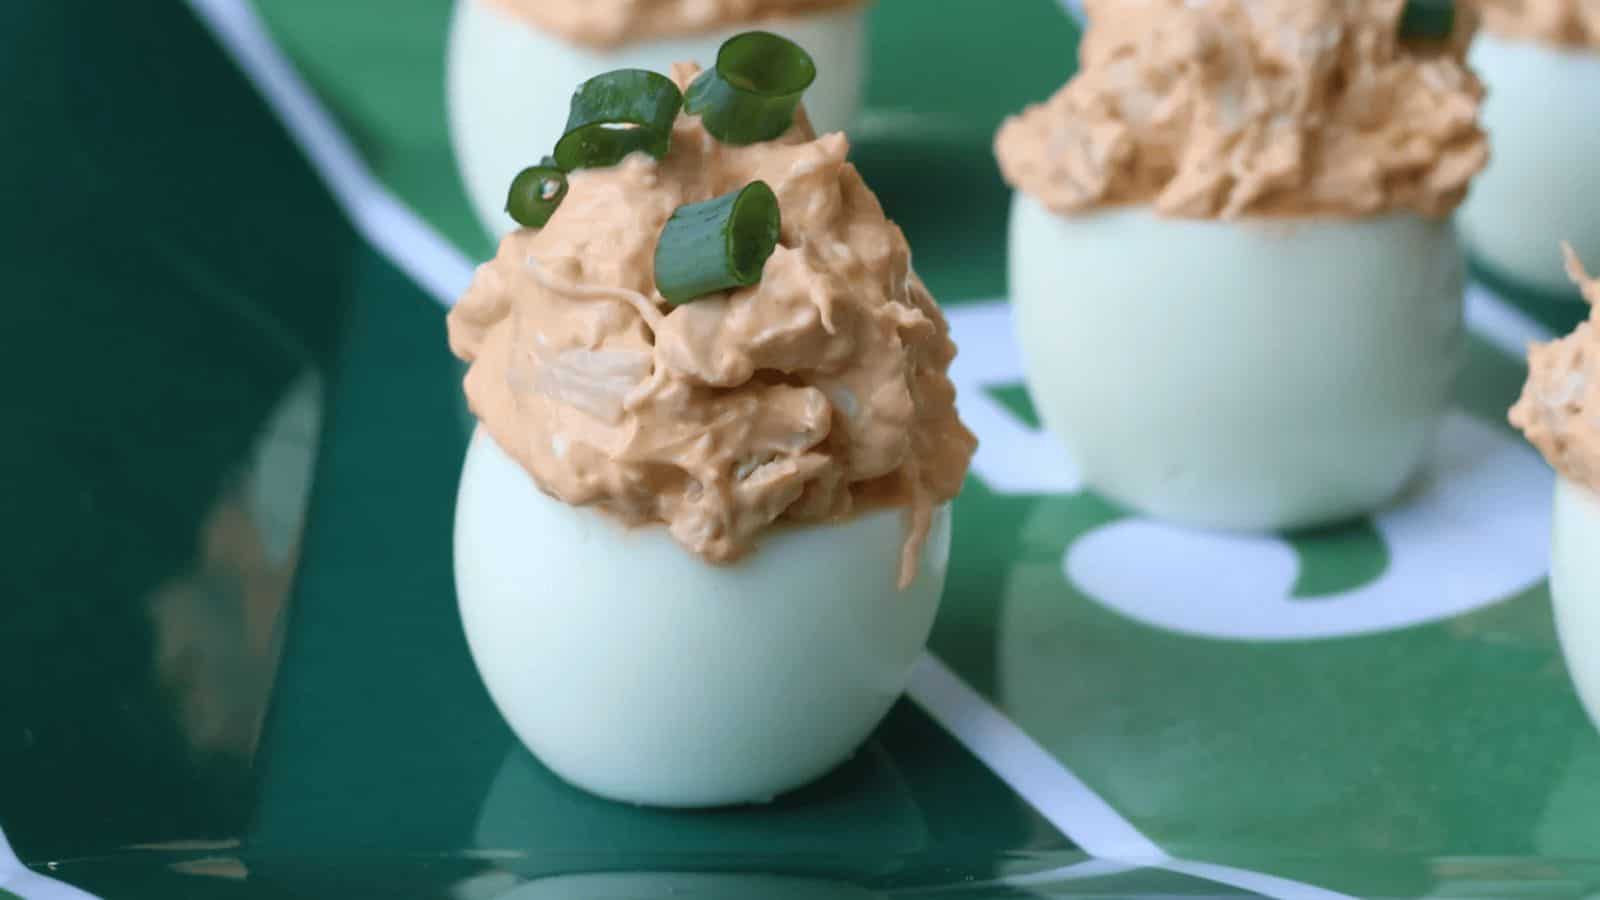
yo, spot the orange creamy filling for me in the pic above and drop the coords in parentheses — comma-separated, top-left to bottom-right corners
(996, 0, 1488, 219)
(1476, 0, 1600, 49)
(449, 65, 975, 587)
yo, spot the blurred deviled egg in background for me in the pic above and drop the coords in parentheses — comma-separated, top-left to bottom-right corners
(448, 0, 869, 238)
(449, 42, 975, 807)
(1511, 246, 1600, 730)
(1459, 0, 1600, 298)
(996, 0, 1487, 532)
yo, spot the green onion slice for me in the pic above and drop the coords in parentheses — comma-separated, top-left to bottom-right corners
(654, 181, 781, 304)
(505, 157, 568, 228)
(1399, 0, 1454, 40)
(685, 31, 817, 145)
(553, 69, 684, 171)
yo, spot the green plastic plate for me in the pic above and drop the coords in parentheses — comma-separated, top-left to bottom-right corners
(3, 1, 1596, 898)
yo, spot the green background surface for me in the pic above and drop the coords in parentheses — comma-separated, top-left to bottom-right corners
(4, 1, 1599, 898)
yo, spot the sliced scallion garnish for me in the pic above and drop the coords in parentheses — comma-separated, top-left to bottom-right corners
(1400, 0, 1454, 40)
(553, 69, 684, 171)
(685, 31, 817, 145)
(505, 156, 568, 228)
(654, 181, 781, 304)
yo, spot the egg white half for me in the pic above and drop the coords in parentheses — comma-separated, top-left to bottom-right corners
(1007, 194, 1466, 532)
(1459, 32, 1600, 298)
(453, 428, 949, 807)
(447, 0, 867, 239)
(1552, 476, 1600, 731)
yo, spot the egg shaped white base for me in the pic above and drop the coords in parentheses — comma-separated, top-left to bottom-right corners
(1459, 32, 1600, 298)
(447, 0, 867, 239)
(453, 429, 948, 807)
(1552, 477, 1600, 731)
(1007, 195, 1466, 533)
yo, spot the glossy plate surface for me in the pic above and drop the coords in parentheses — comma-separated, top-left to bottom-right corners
(3, 1, 1597, 898)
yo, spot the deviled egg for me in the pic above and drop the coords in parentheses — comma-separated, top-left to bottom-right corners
(996, 0, 1488, 532)
(448, 48, 975, 807)
(1511, 247, 1600, 729)
(1458, 2, 1600, 297)
(448, 0, 868, 238)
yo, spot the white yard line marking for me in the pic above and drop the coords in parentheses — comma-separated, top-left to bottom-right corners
(0, 829, 16, 892)
(185, 0, 474, 308)
(185, 3, 1543, 898)
(907, 656, 1357, 900)
(0, 829, 97, 900)
(905, 657, 1163, 861)
(1466, 281, 1556, 356)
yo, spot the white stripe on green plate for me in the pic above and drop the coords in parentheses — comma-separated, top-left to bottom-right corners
(0, 829, 96, 900)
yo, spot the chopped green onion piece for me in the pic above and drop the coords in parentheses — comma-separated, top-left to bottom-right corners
(654, 181, 781, 304)
(553, 69, 683, 171)
(1400, 0, 1454, 40)
(685, 31, 817, 145)
(505, 160, 568, 228)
